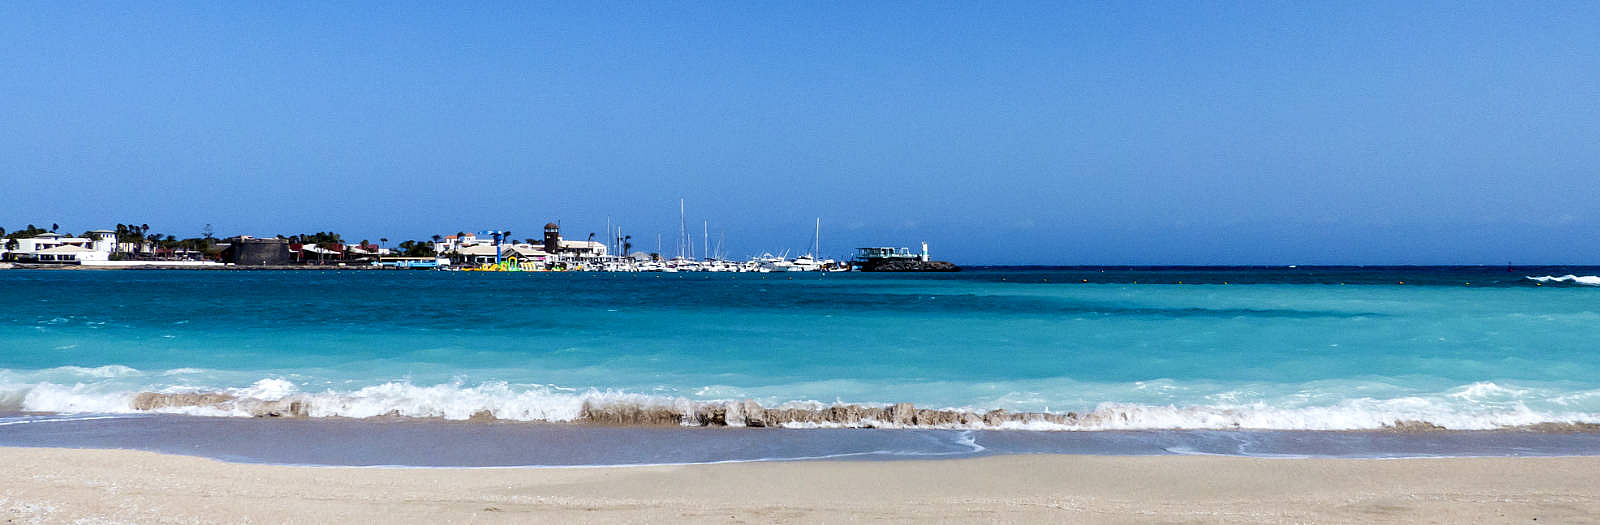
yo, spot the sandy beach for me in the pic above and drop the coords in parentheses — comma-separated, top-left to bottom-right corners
(2, 448, 1597, 524)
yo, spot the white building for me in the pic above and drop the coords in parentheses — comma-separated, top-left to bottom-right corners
(555, 239, 608, 256)
(433, 226, 608, 262)
(433, 233, 491, 255)
(1, 231, 116, 263)
(454, 243, 553, 265)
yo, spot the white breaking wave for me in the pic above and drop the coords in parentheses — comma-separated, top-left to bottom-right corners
(1526, 275, 1600, 286)
(4, 375, 1600, 431)
(53, 365, 142, 378)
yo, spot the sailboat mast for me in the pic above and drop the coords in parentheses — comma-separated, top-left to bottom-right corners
(814, 217, 821, 258)
(678, 198, 686, 260)
(703, 220, 708, 261)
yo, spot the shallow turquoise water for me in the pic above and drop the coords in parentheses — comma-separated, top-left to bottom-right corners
(2, 267, 1598, 430)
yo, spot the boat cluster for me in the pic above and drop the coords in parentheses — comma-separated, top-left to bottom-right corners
(597, 253, 846, 273)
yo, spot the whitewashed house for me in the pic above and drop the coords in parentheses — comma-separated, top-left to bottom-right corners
(0, 230, 116, 263)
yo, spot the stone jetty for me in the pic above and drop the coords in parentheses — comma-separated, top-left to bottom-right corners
(128, 392, 1078, 428)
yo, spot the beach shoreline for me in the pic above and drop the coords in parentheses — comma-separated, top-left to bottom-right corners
(4, 447, 1599, 524)
(11, 413, 1600, 467)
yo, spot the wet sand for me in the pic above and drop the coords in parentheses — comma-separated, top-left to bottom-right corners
(3, 447, 1599, 523)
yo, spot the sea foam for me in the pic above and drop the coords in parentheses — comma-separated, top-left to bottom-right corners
(5, 375, 1600, 432)
(1526, 275, 1600, 286)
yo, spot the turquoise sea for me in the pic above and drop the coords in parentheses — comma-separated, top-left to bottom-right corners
(3, 267, 1600, 464)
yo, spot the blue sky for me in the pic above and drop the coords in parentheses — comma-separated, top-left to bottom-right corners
(2, 2, 1596, 264)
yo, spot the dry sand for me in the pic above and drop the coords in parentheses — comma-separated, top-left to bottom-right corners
(3, 447, 1598, 524)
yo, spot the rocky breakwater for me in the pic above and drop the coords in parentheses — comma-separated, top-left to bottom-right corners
(133, 392, 308, 418)
(129, 391, 1079, 428)
(858, 259, 960, 272)
(580, 399, 1078, 428)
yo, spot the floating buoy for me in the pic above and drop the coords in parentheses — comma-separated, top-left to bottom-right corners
(1082, 279, 1088, 283)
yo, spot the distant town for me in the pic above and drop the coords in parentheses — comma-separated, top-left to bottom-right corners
(0, 221, 957, 273)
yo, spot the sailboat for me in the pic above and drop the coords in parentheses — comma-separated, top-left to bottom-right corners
(789, 217, 829, 271)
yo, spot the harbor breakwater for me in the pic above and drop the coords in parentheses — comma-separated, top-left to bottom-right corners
(122, 391, 1600, 432)
(132, 391, 1077, 428)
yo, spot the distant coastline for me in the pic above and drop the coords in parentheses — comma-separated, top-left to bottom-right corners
(2, 222, 958, 272)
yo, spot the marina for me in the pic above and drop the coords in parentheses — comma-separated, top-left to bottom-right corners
(2, 209, 959, 272)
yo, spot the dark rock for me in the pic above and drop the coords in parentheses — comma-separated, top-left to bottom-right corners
(132, 392, 236, 411)
(826, 405, 863, 425)
(1384, 420, 1448, 432)
(886, 403, 916, 426)
(579, 400, 686, 425)
(694, 404, 725, 426)
(859, 260, 961, 272)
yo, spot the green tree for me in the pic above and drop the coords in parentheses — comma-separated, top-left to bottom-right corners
(402, 240, 436, 257)
(6, 224, 48, 240)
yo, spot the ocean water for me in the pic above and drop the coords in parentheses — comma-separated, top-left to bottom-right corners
(2, 267, 1599, 463)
